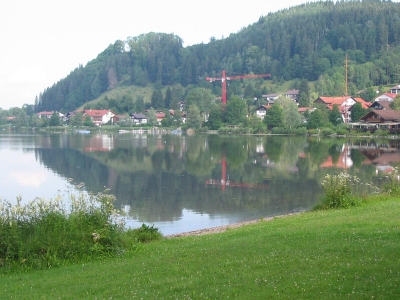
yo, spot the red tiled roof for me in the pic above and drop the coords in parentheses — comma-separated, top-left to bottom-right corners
(83, 110, 113, 117)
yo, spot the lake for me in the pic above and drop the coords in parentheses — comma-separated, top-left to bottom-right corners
(1, 131, 398, 235)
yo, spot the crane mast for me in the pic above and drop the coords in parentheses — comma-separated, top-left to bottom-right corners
(206, 70, 271, 104)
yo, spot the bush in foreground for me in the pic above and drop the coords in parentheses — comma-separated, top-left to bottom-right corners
(314, 168, 400, 211)
(0, 188, 162, 272)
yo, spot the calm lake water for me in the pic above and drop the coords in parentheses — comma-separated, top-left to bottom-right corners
(1, 131, 398, 235)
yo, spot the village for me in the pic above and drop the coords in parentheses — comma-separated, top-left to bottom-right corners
(29, 84, 400, 134)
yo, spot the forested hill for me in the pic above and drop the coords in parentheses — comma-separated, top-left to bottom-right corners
(36, 0, 400, 113)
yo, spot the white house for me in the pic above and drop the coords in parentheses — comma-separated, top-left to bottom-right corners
(255, 105, 271, 119)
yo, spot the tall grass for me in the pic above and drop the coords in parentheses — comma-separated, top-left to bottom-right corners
(0, 187, 161, 272)
(315, 170, 391, 210)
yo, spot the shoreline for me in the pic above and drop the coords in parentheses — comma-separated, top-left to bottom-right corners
(165, 212, 302, 238)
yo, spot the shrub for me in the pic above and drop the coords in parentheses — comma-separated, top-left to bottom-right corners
(0, 188, 161, 272)
(383, 167, 400, 196)
(126, 224, 163, 243)
(320, 127, 335, 136)
(315, 173, 380, 210)
(373, 129, 389, 137)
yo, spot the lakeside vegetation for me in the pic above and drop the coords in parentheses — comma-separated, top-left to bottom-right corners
(1, 193, 399, 298)
(1, 168, 400, 298)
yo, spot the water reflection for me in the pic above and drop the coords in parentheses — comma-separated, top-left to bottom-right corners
(1, 133, 400, 235)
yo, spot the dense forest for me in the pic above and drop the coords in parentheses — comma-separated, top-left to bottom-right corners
(35, 0, 400, 113)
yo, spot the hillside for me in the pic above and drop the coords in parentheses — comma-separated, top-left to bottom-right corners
(35, 0, 400, 113)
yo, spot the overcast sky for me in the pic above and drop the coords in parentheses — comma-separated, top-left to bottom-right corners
(0, 0, 361, 110)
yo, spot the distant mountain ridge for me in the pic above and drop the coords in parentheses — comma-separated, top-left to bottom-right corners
(35, 0, 400, 113)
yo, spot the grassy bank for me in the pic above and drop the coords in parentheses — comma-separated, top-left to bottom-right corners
(1, 196, 399, 299)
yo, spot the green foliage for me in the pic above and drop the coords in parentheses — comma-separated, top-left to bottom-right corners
(186, 104, 203, 129)
(264, 104, 283, 128)
(147, 107, 157, 126)
(382, 168, 400, 196)
(329, 104, 343, 126)
(320, 127, 335, 136)
(151, 89, 164, 109)
(316, 173, 374, 210)
(275, 97, 302, 129)
(205, 103, 223, 130)
(224, 96, 247, 125)
(351, 102, 367, 122)
(0, 189, 136, 271)
(307, 109, 327, 129)
(185, 88, 214, 113)
(126, 224, 162, 243)
(49, 112, 60, 127)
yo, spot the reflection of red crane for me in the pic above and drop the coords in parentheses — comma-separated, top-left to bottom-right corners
(206, 70, 271, 105)
(206, 154, 269, 192)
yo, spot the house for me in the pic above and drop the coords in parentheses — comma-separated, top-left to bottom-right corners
(255, 105, 271, 119)
(130, 113, 148, 124)
(350, 110, 400, 133)
(390, 84, 400, 94)
(37, 111, 65, 120)
(156, 112, 165, 125)
(82, 109, 117, 126)
(374, 92, 397, 102)
(298, 107, 315, 114)
(314, 96, 371, 123)
(369, 100, 392, 110)
(262, 94, 280, 101)
(285, 90, 299, 101)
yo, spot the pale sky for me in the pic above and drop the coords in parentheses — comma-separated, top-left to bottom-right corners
(0, 0, 329, 110)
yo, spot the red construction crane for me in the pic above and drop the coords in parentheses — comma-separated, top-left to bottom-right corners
(206, 70, 271, 105)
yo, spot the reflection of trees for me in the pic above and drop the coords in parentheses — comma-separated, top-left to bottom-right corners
(32, 134, 391, 224)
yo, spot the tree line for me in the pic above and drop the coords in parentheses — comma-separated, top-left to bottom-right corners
(33, 1, 400, 113)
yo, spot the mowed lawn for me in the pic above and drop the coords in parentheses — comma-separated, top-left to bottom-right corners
(1, 198, 399, 299)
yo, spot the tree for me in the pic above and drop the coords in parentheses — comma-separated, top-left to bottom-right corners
(307, 109, 327, 129)
(329, 104, 343, 126)
(164, 87, 173, 109)
(186, 104, 203, 129)
(206, 103, 223, 130)
(390, 95, 400, 110)
(49, 112, 60, 126)
(147, 107, 157, 126)
(71, 112, 83, 127)
(298, 79, 310, 107)
(351, 102, 367, 121)
(83, 115, 94, 127)
(151, 89, 164, 109)
(135, 95, 145, 113)
(224, 96, 247, 125)
(275, 97, 302, 129)
(161, 111, 173, 127)
(185, 88, 214, 113)
(264, 104, 283, 128)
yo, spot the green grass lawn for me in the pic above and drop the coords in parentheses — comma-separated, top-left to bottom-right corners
(1, 198, 400, 299)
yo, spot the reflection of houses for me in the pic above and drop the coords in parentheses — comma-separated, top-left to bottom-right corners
(351, 110, 400, 133)
(320, 146, 353, 169)
(206, 155, 269, 192)
(358, 146, 400, 173)
(84, 134, 114, 152)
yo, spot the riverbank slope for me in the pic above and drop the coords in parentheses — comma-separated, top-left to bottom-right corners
(1, 197, 399, 299)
